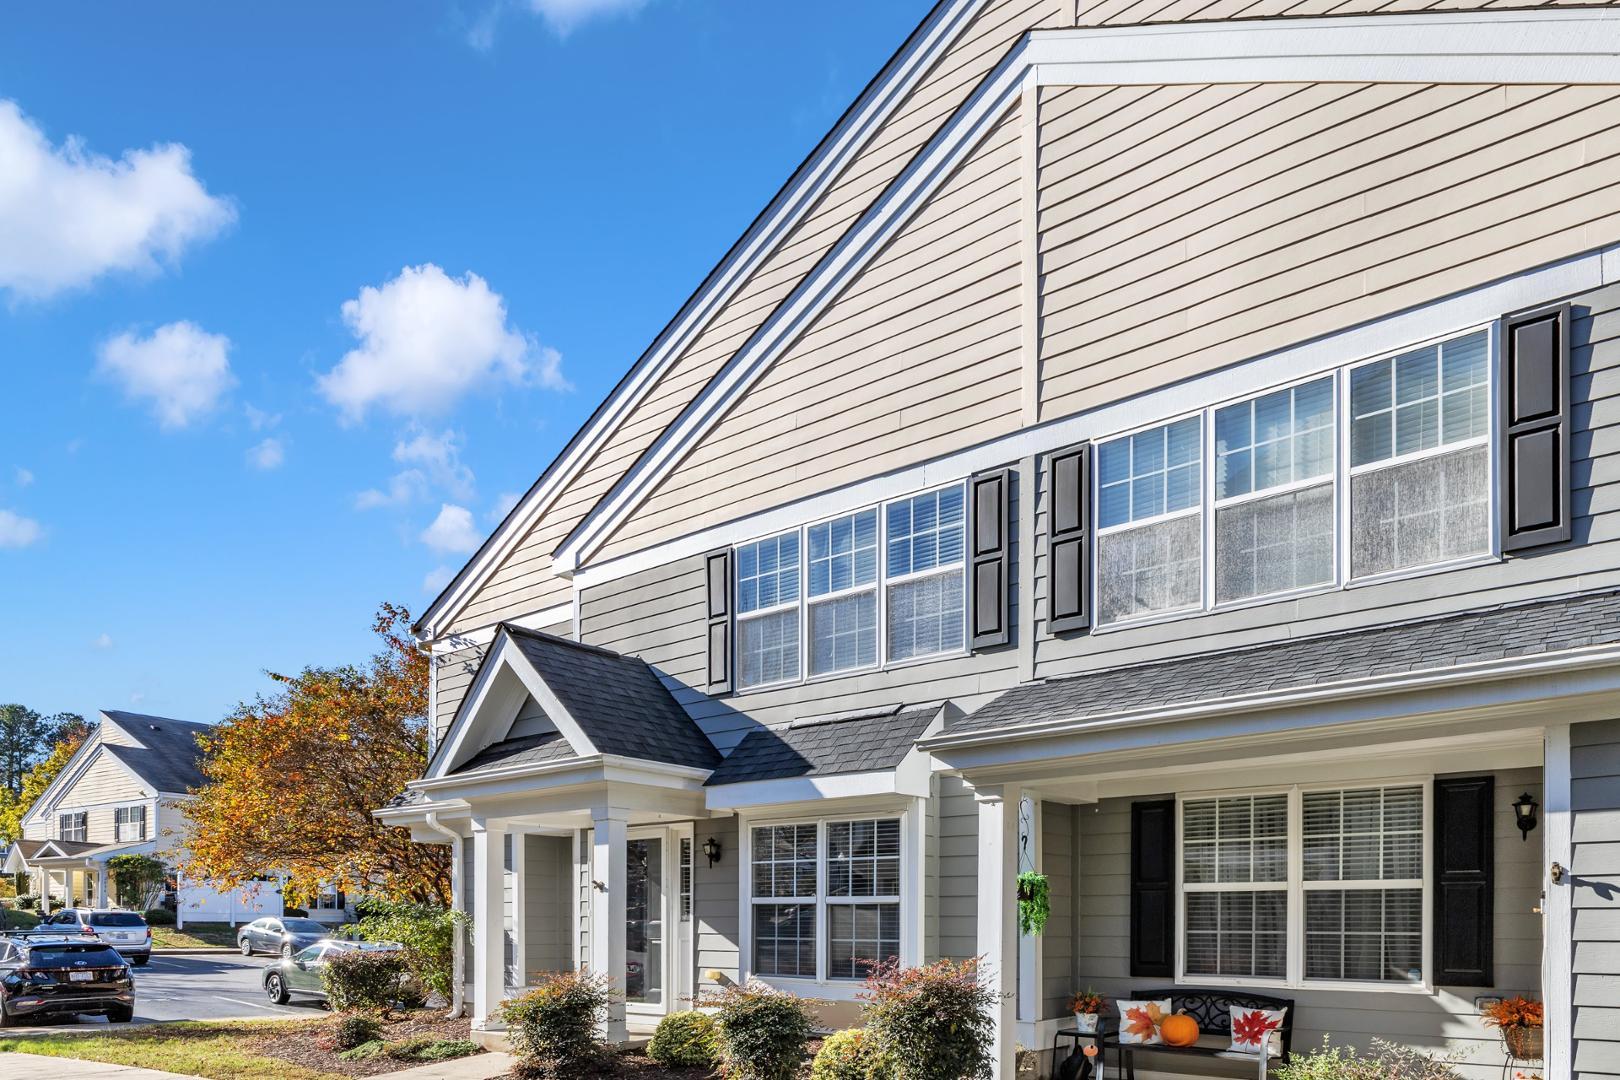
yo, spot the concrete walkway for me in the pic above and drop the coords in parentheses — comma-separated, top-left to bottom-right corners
(377, 1050, 516, 1079)
(0, 1049, 518, 1080)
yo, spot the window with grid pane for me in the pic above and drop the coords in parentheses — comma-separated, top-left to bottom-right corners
(1303, 786, 1423, 983)
(1098, 416, 1203, 624)
(59, 811, 86, 843)
(115, 805, 146, 842)
(826, 819, 900, 979)
(808, 510, 878, 675)
(1214, 378, 1335, 603)
(751, 824, 817, 977)
(1350, 332, 1489, 577)
(885, 486, 966, 661)
(736, 531, 800, 688)
(1182, 795, 1287, 979)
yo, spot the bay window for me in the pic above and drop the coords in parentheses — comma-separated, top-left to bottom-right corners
(1180, 783, 1427, 988)
(1098, 416, 1202, 624)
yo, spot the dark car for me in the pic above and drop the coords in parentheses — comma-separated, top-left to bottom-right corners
(41, 909, 152, 966)
(237, 916, 329, 957)
(0, 933, 135, 1026)
(262, 939, 401, 1006)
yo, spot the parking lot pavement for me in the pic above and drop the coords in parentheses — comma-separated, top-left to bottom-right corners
(3, 952, 320, 1034)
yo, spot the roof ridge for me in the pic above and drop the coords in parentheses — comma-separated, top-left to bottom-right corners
(782, 704, 906, 731)
(1040, 584, 1620, 688)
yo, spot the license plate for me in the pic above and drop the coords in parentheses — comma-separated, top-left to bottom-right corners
(68, 971, 94, 982)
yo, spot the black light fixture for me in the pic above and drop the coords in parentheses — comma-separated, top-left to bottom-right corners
(702, 837, 722, 867)
(1512, 792, 1539, 841)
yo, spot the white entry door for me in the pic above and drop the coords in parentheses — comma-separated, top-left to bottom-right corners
(624, 824, 694, 1018)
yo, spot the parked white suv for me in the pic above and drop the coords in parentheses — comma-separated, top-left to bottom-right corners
(41, 909, 152, 966)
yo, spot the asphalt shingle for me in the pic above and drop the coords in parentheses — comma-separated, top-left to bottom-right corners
(706, 706, 938, 786)
(950, 587, 1620, 735)
(100, 713, 212, 793)
(451, 731, 579, 775)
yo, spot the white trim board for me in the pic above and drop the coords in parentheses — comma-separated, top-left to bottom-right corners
(412, 0, 995, 642)
(570, 240, 1620, 593)
(551, 8, 1620, 576)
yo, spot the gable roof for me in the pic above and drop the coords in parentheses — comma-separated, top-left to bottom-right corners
(944, 586, 1620, 740)
(413, 0, 1004, 640)
(100, 712, 211, 793)
(451, 731, 579, 776)
(706, 707, 938, 787)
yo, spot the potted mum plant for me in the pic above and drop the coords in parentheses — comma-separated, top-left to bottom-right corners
(1069, 988, 1105, 1034)
(1483, 995, 1544, 1061)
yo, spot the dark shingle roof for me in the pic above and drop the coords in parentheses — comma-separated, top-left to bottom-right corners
(506, 627, 721, 771)
(706, 706, 938, 786)
(99, 713, 212, 793)
(951, 587, 1620, 736)
(451, 731, 579, 775)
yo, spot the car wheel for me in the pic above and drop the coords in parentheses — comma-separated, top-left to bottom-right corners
(281, 942, 293, 958)
(265, 973, 289, 1005)
(132, 955, 150, 967)
(106, 1005, 134, 1024)
(240, 938, 253, 956)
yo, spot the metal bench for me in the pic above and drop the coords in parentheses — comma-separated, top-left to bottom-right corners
(1053, 987, 1295, 1080)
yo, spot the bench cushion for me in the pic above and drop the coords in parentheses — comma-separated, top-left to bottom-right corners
(1115, 998, 1172, 1045)
(1229, 1005, 1287, 1056)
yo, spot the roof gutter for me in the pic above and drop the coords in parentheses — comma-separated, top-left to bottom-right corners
(421, 812, 465, 1020)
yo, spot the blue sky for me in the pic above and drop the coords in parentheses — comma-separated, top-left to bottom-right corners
(0, 0, 929, 724)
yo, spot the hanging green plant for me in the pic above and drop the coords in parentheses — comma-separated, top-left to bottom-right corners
(1015, 871, 1050, 936)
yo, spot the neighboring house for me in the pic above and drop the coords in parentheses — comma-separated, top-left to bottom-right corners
(374, 3, 1620, 1076)
(2, 711, 341, 927)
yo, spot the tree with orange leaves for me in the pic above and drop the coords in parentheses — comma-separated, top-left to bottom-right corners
(178, 603, 448, 905)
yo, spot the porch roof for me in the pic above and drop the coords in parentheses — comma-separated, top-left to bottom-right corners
(948, 586, 1620, 736)
(452, 731, 580, 775)
(706, 705, 937, 786)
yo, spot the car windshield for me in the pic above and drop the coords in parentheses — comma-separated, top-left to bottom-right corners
(281, 919, 325, 933)
(28, 945, 123, 967)
(294, 945, 325, 963)
(90, 912, 146, 927)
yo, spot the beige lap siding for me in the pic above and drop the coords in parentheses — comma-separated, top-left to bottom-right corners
(1572, 717, 1620, 1080)
(1065, 772, 1543, 1079)
(433, 643, 486, 746)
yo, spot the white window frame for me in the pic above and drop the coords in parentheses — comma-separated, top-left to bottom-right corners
(1093, 324, 1499, 634)
(1173, 778, 1434, 994)
(114, 803, 147, 843)
(58, 810, 87, 843)
(734, 529, 803, 691)
(731, 482, 968, 694)
(739, 808, 916, 997)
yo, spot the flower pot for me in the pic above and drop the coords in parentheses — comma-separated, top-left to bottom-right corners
(1074, 1012, 1100, 1034)
(1503, 1026, 1544, 1061)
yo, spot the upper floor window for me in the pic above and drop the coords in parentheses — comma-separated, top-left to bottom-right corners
(58, 811, 87, 843)
(1097, 416, 1202, 624)
(115, 805, 146, 843)
(733, 484, 966, 690)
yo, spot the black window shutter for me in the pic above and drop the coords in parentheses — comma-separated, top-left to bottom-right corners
(1047, 443, 1091, 634)
(1130, 797, 1175, 978)
(968, 468, 1011, 650)
(703, 549, 732, 694)
(1500, 304, 1571, 551)
(1434, 775, 1495, 987)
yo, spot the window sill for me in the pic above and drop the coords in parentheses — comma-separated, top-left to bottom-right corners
(1175, 975, 1432, 996)
(1344, 551, 1499, 590)
(743, 975, 869, 1002)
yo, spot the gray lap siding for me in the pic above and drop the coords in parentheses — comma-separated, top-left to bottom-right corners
(1573, 718, 1620, 1080)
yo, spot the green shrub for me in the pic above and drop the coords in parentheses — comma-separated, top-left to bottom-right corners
(333, 1013, 382, 1051)
(708, 980, 816, 1080)
(811, 1028, 885, 1080)
(860, 959, 996, 1080)
(338, 1040, 386, 1062)
(647, 1010, 719, 1068)
(0, 906, 40, 929)
(412, 1039, 479, 1062)
(499, 970, 614, 1078)
(1276, 1037, 1462, 1080)
(143, 908, 176, 926)
(352, 898, 466, 1003)
(321, 948, 408, 1012)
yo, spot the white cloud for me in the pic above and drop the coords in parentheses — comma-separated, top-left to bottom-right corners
(14, 467, 32, 488)
(318, 264, 560, 421)
(527, 0, 651, 34)
(420, 503, 483, 555)
(244, 404, 281, 431)
(356, 428, 475, 509)
(489, 491, 521, 522)
(246, 437, 285, 470)
(97, 320, 235, 429)
(93, 633, 114, 650)
(0, 100, 234, 301)
(422, 565, 455, 595)
(0, 509, 43, 549)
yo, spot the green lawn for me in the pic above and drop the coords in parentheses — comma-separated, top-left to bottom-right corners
(149, 922, 240, 949)
(0, 1020, 342, 1080)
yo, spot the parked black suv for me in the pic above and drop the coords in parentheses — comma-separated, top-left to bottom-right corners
(0, 932, 136, 1026)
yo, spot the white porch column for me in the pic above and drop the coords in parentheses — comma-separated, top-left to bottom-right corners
(976, 782, 1022, 1080)
(590, 808, 628, 1044)
(1543, 724, 1573, 1080)
(96, 866, 109, 907)
(472, 817, 508, 1029)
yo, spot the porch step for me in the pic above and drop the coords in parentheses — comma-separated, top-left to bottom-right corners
(470, 1024, 654, 1054)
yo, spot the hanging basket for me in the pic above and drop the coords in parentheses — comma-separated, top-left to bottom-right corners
(1016, 872, 1050, 936)
(1502, 1026, 1544, 1061)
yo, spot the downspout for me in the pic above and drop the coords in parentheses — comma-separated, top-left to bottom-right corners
(423, 811, 466, 1020)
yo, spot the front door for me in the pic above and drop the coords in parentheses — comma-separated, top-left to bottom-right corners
(622, 825, 693, 1018)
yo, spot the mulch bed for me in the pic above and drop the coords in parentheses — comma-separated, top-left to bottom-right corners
(500, 1039, 825, 1079)
(254, 1010, 479, 1078)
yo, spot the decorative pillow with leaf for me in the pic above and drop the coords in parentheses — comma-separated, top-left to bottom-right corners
(1228, 1006, 1286, 1056)
(1115, 998, 1171, 1046)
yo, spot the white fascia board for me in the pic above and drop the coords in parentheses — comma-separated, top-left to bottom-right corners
(555, 8, 1620, 577)
(430, 603, 573, 654)
(20, 730, 110, 828)
(705, 768, 930, 811)
(413, 0, 993, 641)
(573, 241, 1619, 592)
(924, 644, 1620, 770)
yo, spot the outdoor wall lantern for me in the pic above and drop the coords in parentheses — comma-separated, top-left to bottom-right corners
(702, 837, 722, 867)
(1512, 792, 1539, 841)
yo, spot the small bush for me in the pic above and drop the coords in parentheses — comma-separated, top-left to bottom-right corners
(338, 1040, 385, 1062)
(648, 1010, 719, 1068)
(1276, 1037, 1462, 1080)
(708, 980, 816, 1080)
(322, 948, 408, 1012)
(861, 958, 997, 1080)
(333, 1013, 383, 1051)
(143, 907, 176, 926)
(17, 894, 40, 911)
(811, 1028, 885, 1080)
(500, 970, 614, 1078)
(0, 907, 40, 929)
(353, 898, 466, 1003)
(413, 1038, 479, 1062)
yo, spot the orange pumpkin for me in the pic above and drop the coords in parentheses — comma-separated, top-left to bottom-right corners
(1160, 1012, 1200, 1047)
